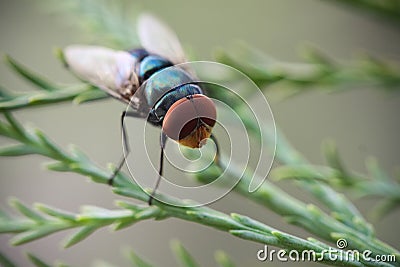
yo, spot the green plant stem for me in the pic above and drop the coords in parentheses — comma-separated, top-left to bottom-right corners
(1, 42, 399, 267)
(0, 252, 17, 267)
(40, 0, 140, 48)
(0, 114, 398, 266)
(0, 199, 386, 267)
(2, 54, 391, 228)
(219, 106, 373, 234)
(324, 0, 400, 26)
(215, 44, 400, 94)
(271, 164, 400, 217)
(220, 162, 397, 260)
(0, 55, 398, 260)
(0, 55, 108, 112)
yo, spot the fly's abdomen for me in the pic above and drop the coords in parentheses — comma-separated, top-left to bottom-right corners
(129, 49, 173, 83)
(139, 55, 173, 82)
(129, 48, 149, 62)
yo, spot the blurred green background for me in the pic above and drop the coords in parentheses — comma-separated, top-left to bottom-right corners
(0, 0, 399, 266)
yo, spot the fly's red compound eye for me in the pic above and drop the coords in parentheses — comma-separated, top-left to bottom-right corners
(162, 94, 216, 141)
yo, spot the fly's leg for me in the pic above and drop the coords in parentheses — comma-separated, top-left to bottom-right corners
(210, 133, 220, 166)
(108, 110, 141, 186)
(148, 132, 167, 205)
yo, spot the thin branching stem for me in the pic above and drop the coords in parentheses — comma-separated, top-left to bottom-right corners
(0, 112, 398, 266)
(1, 2, 400, 266)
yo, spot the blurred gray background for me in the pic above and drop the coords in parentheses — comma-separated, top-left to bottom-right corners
(0, 0, 399, 266)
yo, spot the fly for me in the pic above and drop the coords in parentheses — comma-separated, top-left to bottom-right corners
(63, 13, 219, 204)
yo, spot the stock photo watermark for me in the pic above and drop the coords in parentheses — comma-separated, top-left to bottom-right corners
(257, 238, 397, 263)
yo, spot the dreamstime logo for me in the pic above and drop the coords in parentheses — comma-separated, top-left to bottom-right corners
(257, 238, 397, 263)
(122, 61, 277, 207)
(336, 238, 347, 249)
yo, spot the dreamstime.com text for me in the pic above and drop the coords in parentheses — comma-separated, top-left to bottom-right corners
(257, 239, 397, 264)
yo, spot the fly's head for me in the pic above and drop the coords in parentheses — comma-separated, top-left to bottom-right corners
(162, 94, 216, 148)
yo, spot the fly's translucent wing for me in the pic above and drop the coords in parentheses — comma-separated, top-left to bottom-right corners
(64, 45, 140, 105)
(137, 13, 187, 65)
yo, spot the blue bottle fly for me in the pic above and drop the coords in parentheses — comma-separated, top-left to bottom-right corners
(63, 13, 218, 204)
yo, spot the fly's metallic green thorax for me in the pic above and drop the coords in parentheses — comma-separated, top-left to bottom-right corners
(139, 55, 174, 83)
(129, 48, 203, 126)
